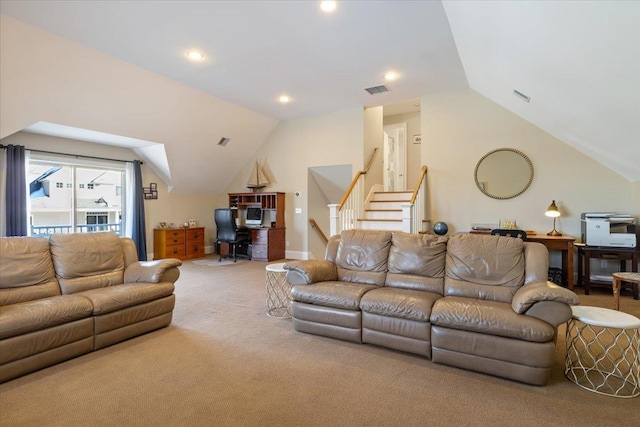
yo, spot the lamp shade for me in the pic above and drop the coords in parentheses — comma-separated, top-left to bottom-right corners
(545, 200, 560, 218)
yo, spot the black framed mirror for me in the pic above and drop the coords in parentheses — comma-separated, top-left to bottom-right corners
(474, 148, 533, 199)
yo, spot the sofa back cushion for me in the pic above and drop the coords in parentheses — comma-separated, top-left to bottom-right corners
(445, 234, 525, 303)
(335, 230, 392, 286)
(50, 232, 125, 294)
(0, 237, 60, 305)
(385, 232, 447, 294)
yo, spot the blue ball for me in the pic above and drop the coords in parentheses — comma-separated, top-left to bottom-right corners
(433, 221, 448, 236)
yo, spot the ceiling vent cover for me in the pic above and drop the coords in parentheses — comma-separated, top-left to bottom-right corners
(217, 137, 230, 146)
(365, 85, 390, 95)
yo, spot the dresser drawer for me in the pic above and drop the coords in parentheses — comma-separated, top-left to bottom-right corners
(164, 230, 185, 245)
(186, 228, 204, 242)
(166, 244, 185, 258)
(186, 242, 204, 257)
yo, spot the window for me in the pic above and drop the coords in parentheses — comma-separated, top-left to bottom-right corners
(28, 156, 125, 237)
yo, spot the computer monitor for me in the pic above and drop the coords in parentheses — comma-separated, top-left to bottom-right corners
(245, 207, 262, 226)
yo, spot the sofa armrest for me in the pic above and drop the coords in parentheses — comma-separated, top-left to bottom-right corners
(124, 259, 182, 284)
(512, 280, 579, 315)
(284, 260, 337, 285)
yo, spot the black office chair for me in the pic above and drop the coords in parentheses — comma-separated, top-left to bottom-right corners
(491, 229, 527, 241)
(214, 208, 251, 262)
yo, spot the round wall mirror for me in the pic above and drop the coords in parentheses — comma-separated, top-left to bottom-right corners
(474, 148, 533, 199)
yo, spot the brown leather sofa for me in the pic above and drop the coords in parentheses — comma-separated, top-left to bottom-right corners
(285, 230, 579, 385)
(0, 232, 181, 383)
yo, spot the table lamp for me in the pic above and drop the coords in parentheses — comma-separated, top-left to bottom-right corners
(545, 200, 562, 236)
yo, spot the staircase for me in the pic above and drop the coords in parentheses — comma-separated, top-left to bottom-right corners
(328, 165, 429, 236)
(357, 191, 412, 231)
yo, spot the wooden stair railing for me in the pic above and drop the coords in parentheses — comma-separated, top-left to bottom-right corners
(309, 218, 329, 245)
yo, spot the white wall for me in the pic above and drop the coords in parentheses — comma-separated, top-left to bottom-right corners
(420, 89, 637, 238)
(225, 108, 364, 259)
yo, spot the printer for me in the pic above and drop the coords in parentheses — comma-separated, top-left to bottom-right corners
(581, 213, 637, 248)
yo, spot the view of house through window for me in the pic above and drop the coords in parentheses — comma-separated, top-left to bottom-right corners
(28, 159, 125, 237)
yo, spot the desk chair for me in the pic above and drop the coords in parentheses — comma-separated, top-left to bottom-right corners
(214, 208, 251, 262)
(491, 229, 527, 241)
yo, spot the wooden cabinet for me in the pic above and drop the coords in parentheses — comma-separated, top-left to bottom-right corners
(154, 227, 205, 260)
(251, 227, 285, 261)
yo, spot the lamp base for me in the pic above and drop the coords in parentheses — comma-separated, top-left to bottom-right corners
(547, 229, 562, 236)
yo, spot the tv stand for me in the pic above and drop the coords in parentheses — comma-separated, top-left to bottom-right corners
(222, 192, 286, 262)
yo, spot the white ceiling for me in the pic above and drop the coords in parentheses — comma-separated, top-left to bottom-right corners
(1, 1, 639, 186)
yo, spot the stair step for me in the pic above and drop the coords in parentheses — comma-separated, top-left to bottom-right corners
(372, 191, 413, 201)
(364, 210, 402, 220)
(369, 200, 408, 210)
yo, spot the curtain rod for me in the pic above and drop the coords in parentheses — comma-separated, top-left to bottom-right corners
(0, 144, 142, 164)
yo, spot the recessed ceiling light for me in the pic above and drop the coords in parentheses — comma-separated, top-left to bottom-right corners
(279, 95, 291, 103)
(384, 71, 399, 81)
(186, 51, 204, 61)
(320, 1, 337, 13)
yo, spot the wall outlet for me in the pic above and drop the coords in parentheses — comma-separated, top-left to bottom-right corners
(286, 241, 289, 247)
(600, 259, 608, 268)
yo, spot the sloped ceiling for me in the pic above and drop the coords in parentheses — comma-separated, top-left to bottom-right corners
(443, 1, 640, 181)
(1, 1, 638, 190)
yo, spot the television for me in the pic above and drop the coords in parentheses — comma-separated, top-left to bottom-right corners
(245, 207, 263, 227)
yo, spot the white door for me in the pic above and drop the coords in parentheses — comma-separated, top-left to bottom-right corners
(383, 123, 407, 191)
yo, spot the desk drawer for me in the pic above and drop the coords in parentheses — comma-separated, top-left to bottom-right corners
(252, 229, 269, 244)
(252, 244, 268, 260)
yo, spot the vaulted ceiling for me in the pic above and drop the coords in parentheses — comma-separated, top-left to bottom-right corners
(1, 1, 638, 190)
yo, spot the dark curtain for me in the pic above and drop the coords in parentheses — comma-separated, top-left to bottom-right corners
(131, 160, 147, 260)
(5, 145, 27, 236)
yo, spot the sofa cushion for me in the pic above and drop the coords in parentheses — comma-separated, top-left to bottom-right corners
(430, 296, 555, 343)
(360, 287, 441, 322)
(386, 232, 447, 293)
(50, 232, 125, 294)
(0, 237, 60, 305)
(444, 234, 525, 303)
(335, 230, 392, 286)
(78, 282, 175, 315)
(0, 295, 93, 339)
(292, 282, 376, 310)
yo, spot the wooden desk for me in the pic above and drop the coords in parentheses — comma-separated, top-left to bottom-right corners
(469, 231, 576, 289)
(527, 234, 576, 290)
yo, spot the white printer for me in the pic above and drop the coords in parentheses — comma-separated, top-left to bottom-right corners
(581, 213, 637, 248)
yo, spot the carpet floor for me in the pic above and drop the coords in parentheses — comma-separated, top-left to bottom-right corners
(0, 256, 638, 426)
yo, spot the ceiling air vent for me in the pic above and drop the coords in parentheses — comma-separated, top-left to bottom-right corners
(217, 137, 230, 147)
(513, 89, 530, 103)
(365, 85, 390, 95)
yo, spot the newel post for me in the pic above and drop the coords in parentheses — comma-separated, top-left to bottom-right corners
(401, 202, 413, 233)
(328, 204, 340, 237)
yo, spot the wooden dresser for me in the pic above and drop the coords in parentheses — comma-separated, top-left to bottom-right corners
(154, 227, 205, 260)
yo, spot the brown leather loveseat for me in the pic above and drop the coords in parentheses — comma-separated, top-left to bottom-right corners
(285, 230, 579, 386)
(0, 232, 181, 383)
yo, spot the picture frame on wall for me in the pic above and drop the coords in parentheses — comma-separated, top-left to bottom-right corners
(413, 134, 422, 144)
